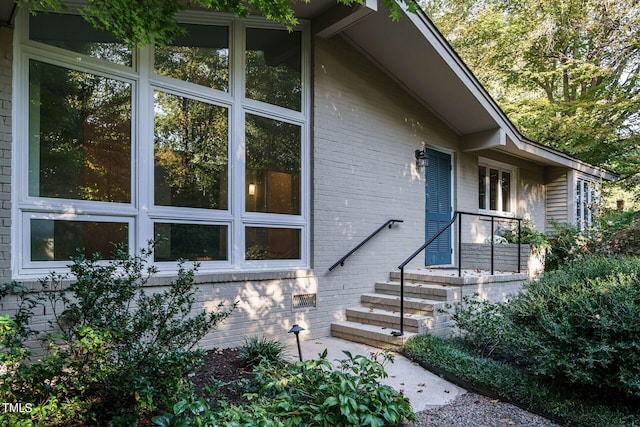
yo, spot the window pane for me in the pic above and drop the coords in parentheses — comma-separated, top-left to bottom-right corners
(246, 28, 301, 111)
(154, 223, 227, 262)
(155, 24, 229, 92)
(478, 166, 486, 209)
(30, 219, 128, 261)
(489, 169, 499, 211)
(245, 227, 300, 260)
(30, 14, 132, 66)
(501, 171, 511, 212)
(29, 60, 132, 203)
(246, 114, 301, 215)
(154, 91, 228, 210)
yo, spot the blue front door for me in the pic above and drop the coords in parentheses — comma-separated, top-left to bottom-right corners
(425, 149, 452, 265)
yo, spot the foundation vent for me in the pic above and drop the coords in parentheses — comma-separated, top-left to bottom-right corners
(292, 293, 316, 310)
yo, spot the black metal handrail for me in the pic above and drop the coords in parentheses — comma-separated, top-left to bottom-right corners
(328, 219, 404, 271)
(392, 211, 521, 336)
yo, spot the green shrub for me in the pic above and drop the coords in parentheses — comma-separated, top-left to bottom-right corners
(403, 335, 640, 427)
(253, 349, 415, 426)
(156, 350, 415, 427)
(503, 218, 548, 251)
(544, 221, 590, 270)
(503, 255, 640, 398)
(595, 211, 640, 256)
(238, 336, 287, 368)
(441, 294, 512, 359)
(0, 244, 236, 426)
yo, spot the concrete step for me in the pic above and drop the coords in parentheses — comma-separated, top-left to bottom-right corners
(331, 320, 416, 349)
(346, 306, 437, 334)
(361, 293, 443, 315)
(375, 280, 459, 302)
(389, 269, 529, 286)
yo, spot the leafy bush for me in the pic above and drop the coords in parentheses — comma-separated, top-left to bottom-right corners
(594, 210, 640, 256)
(0, 244, 235, 426)
(502, 218, 548, 251)
(253, 349, 415, 426)
(155, 349, 415, 427)
(238, 336, 287, 368)
(503, 255, 640, 398)
(544, 220, 589, 270)
(440, 294, 511, 359)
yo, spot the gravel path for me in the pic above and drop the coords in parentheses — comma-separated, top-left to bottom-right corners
(408, 392, 560, 427)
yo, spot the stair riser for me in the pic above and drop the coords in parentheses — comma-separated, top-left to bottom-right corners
(345, 310, 420, 333)
(331, 323, 413, 349)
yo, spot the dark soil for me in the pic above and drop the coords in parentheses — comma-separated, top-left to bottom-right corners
(191, 347, 254, 404)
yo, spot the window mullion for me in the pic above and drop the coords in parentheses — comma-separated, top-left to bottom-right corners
(232, 21, 246, 267)
(137, 44, 154, 256)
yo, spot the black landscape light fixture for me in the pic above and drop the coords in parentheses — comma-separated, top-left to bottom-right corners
(288, 324, 305, 362)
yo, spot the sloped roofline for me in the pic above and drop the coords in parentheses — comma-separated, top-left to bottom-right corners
(398, 0, 617, 181)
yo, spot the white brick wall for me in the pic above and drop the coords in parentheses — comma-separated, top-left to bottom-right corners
(310, 37, 459, 337)
(0, 26, 11, 282)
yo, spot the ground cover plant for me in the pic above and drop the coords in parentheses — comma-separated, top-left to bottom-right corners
(155, 346, 415, 427)
(0, 244, 235, 426)
(405, 254, 640, 426)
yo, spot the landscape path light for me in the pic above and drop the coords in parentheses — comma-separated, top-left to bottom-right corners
(288, 324, 305, 362)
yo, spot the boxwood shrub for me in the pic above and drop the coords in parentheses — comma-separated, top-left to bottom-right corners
(504, 255, 640, 398)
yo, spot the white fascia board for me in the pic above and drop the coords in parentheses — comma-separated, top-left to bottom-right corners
(519, 141, 616, 181)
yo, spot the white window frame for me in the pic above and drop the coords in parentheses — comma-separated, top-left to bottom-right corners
(478, 157, 517, 216)
(12, 8, 311, 279)
(575, 176, 598, 231)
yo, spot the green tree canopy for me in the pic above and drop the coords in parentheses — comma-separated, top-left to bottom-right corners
(19, 0, 418, 46)
(423, 0, 640, 182)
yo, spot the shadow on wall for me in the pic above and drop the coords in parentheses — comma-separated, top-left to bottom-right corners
(200, 273, 319, 348)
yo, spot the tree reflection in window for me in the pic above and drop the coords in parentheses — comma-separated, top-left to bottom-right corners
(30, 13, 132, 66)
(245, 114, 300, 215)
(155, 24, 229, 92)
(28, 60, 132, 203)
(246, 28, 301, 111)
(154, 91, 229, 210)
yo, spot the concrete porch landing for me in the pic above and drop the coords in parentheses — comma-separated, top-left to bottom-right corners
(331, 268, 529, 348)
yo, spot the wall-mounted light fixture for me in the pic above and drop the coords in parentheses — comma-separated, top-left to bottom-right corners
(248, 183, 256, 196)
(415, 149, 427, 168)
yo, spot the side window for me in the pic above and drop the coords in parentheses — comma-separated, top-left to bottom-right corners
(576, 179, 596, 230)
(478, 162, 514, 214)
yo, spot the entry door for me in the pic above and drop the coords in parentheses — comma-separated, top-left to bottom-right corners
(425, 149, 452, 265)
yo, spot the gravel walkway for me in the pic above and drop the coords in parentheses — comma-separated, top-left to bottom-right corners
(408, 392, 560, 427)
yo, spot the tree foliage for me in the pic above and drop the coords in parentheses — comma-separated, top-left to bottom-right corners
(19, 0, 418, 47)
(422, 0, 640, 181)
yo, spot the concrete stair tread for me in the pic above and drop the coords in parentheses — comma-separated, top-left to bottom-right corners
(346, 306, 431, 320)
(361, 292, 443, 305)
(331, 320, 417, 348)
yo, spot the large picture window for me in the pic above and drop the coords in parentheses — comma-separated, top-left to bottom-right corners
(15, 11, 309, 277)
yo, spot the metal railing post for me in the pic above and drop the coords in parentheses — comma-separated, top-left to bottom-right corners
(399, 267, 404, 336)
(458, 213, 462, 277)
(517, 218, 522, 273)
